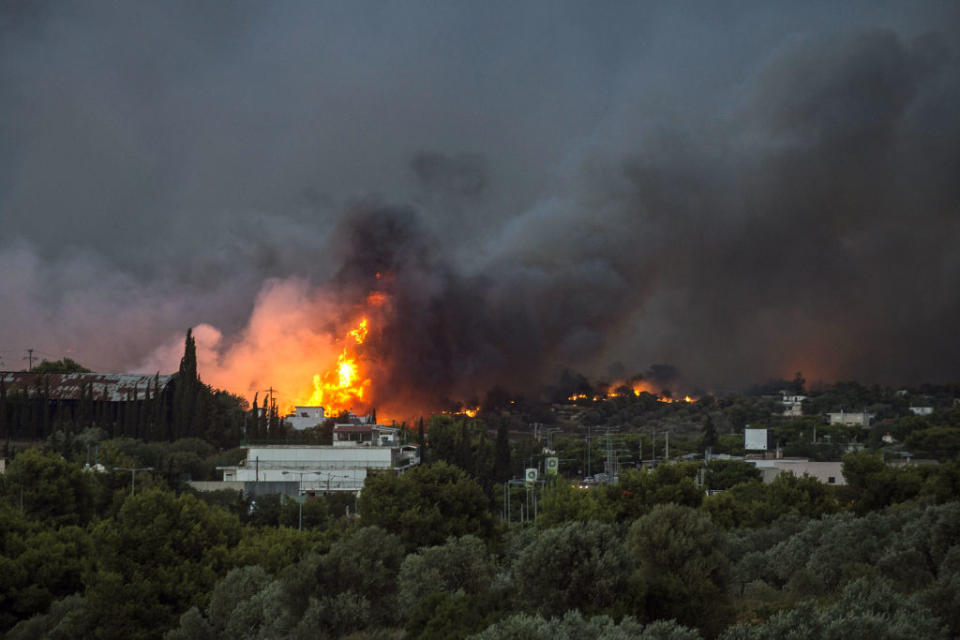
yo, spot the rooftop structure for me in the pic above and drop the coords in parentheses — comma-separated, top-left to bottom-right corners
(333, 424, 399, 447)
(218, 436, 419, 497)
(0, 372, 171, 401)
(751, 458, 846, 485)
(826, 410, 873, 427)
(780, 393, 806, 417)
(285, 405, 326, 431)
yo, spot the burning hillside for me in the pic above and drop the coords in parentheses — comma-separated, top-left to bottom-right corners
(568, 379, 696, 405)
(136, 206, 706, 421)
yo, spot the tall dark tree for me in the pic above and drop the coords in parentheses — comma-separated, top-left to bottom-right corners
(267, 401, 284, 440)
(172, 329, 200, 439)
(417, 416, 425, 447)
(155, 374, 166, 438)
(250, 392, 259, 441)
(791, 371, 806, 394)
(0, 376, 8, 453)
(140, 382, 150, 438)
(701, 414, 718, 452)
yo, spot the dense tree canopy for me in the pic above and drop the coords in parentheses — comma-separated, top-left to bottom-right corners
(357, 461, 496, 550)
(3, 374, 960, 639)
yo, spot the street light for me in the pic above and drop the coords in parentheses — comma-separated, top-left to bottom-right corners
(282, 470, 321, 530)
(113, 466, 154, 495)
(321, 472, 350, 493)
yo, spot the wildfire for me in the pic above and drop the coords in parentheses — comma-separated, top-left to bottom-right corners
(442, 406, 481, 418)
(366, 292, 388, 307)
(568, 381, 696, 405)
(348, 318, 368, 344)
(302, 316, 372, 415)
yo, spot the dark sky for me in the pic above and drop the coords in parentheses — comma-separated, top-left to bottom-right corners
(1, 1, 958, 398)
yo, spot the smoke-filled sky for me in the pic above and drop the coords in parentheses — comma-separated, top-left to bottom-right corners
(1, 1, 959, 408)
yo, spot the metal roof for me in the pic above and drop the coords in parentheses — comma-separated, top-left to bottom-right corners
(0, 372, 172, 401)
(333, 424, 397, 433)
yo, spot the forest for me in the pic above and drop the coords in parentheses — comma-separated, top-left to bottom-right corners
(2, 350, 960, 639)
(2, 427, 960, 639)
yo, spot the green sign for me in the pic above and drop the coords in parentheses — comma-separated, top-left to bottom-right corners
(545, 457, 559, 475)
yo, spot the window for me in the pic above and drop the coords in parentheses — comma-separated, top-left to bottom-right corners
(828, 476, 836, 484)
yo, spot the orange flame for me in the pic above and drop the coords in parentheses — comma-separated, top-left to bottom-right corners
(301, 316, 372, 415)
(443, 406, 481, 418)
(348, 318, 368, 344)
(568, 380, 696, 405)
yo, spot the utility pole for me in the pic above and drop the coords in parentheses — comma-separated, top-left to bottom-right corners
(665, 431, 670, 460)
(282, 471, 321, 530)
(113, 466, 154, 495)
(24, 349, 34, 372)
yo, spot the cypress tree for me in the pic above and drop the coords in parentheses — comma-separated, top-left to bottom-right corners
(702, 415, 718, 452)
(251, 392, 260, 441)
(141, 382, 150, 439)
(0, 377, 7, 452)
(78, 382, 90, 430)
(153, 374, 165, 440)
(173, 328, 199, 439)
(31, 377, 43, 439)
(259, 398, 268, 440)
(101, 385, 113, 436)
(41, 376, 51, 438)
(267, 401, 283, 441)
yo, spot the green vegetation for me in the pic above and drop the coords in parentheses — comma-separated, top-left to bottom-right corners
(29, 358, 91, 374)
(2, 366, 960, 638)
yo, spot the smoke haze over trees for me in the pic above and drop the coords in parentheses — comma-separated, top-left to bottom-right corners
(1, 1, 959, 406)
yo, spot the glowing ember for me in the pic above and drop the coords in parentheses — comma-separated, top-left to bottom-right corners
(442, 406, 481, 418)
(348, 318, 368, 344)
(568, 381, 696, 405)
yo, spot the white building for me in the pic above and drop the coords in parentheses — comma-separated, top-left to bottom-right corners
(752, 458, 845, 485)
(219, 437, 419, 497)
(909, 406, 934, 416)
(333, 424, 399, 447)
(780, 394, 806, 417)
(285, 405, 327, 431)
(826, 410, 873, 427)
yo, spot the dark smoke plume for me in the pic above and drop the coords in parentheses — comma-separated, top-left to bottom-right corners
(1, 2, 959, 404)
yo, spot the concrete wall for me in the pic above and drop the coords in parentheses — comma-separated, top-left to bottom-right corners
(188, 480, 244, 492)
(244, 446, 395, 469)
(759, 460, 846, 486)
(827, 412, 872, 426)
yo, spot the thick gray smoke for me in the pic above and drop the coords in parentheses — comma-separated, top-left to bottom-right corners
(1, 1, 958, 402)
